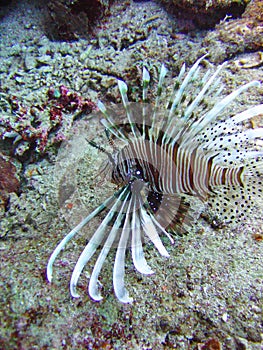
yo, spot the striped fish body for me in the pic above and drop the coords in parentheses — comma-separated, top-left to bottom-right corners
(113, 133, 245, 198)
(47, 56, 263, 303)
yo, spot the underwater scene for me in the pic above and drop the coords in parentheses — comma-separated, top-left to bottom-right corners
(0, 0, 263, 349)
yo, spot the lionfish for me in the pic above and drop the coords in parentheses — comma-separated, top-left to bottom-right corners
(47, 55, 263, 303)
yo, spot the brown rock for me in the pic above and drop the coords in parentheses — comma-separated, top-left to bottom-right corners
(0, 153, 21, 209)
(46, 0, 114, 40)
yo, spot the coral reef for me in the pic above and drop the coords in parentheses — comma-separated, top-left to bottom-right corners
(158, 0, 249, 30)
(46, 0, 114, 40)
(202, 0, 263, 62)
(0, 87, 96, 157)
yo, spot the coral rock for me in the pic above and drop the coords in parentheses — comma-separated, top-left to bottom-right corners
(46, 0, 113, 40)
(202, 0, 263, 62)
(158, 0, 248, 29)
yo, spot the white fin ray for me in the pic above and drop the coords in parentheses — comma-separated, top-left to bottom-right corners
(47, 194, 115, 283)
(202, 105, 263, 141)
(149, 212, 174, 244)
(140, 204, 170, 258)
(142, 67, 151, 124)
(113, 197, 134, 303)
(230, 104, 263, 124)
(183, 62, 226, 122)
(88, 189, 131, 301)
(189, 81, 261, 137)
(118, 80, 138, 138)
(150, 64, 168, 138)
(70, 186, 129, 298)
(131, 199, 155, 275)
(167, 54, 208, 122)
